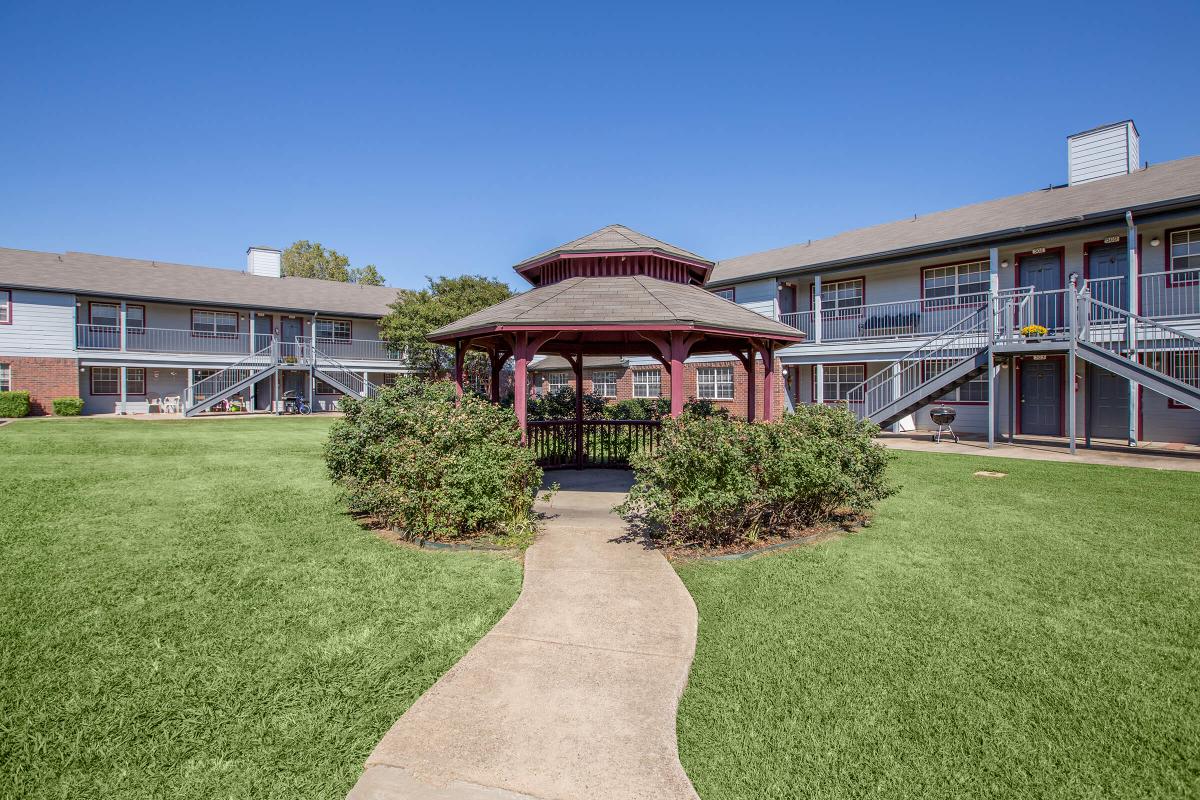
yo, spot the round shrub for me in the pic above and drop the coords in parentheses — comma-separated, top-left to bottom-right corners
(0, 391, 31, 418)
(617, 404, 894, 548)
(52, 397, 85, 417)
(325, 378, 543, 541)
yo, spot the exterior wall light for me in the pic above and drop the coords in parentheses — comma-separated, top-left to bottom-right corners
(1000, 259, 1010, 268)
(1150, 237, 1161, 247)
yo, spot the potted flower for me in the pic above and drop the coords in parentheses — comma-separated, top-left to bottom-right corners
(1021, 324, 1048, 343)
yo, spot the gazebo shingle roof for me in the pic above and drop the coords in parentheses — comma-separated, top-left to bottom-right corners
(515, 224, 713, 269)
(427, 275, 801, 341)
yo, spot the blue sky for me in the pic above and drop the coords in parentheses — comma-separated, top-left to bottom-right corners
(2, 1, 1198, 290)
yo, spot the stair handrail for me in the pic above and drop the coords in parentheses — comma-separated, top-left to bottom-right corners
(185, 339, 277, 410)
(309, 343, 380, 399)
(842, 305, 989, 421)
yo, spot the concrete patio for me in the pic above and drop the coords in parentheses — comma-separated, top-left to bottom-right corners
(348, 470, 700, 800)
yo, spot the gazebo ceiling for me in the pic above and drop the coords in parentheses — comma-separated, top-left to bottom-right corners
(514, 224, 713, 287)
(426, 275, 804, 353)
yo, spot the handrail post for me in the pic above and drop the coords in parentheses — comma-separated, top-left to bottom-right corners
(813, 275, 823, 344)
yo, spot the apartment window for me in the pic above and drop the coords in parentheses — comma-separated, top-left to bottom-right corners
(89, 302, 120, 328)
(0, 290, 10, 324)
(633, 369, 661, 398)
(1169, 228, 1200, 285)
(592, 370, 617, 398)
(697, 366, 734, 400)
(0, 363, 10, 391)
(819, 278, 865, 317)
(316, 318, 352, 343)
(90, 367, 145, 396)
(923, 260, 989, 307)
(818, 364, 866, 403)
(315, 378, 342, 395)
(1155, 352, 1199, 409)
(192, 309, 239, 337)
(126, 305, 145, 334)
(945, 373, 988, 404)
(711, 288, 735, 301)
(547, 372, 570, 393)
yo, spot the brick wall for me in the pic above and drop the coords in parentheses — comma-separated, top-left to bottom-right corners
(0, 355, 80, 415)
(530, 358, 788, 418)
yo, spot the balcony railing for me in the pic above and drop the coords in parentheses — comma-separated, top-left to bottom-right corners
(76, 324, 403, 362)
(779, 295, 988, 343)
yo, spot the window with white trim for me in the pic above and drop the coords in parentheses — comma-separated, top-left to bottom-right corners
(0, 290, 10, 324)
(945, 373, 987, 403)
(711, 288, 735, 301)
(697, 367, 734, 400)
(592, 370, 617, 398)
(0, 363, 10, 391)
(632, 369, 661, 398)
(547, 372, 570, 393)
(1169, 228, 1200, 279)
(820, 364, 865, 403)
(315, 378, 342, 395)
(820, 278, 865, 317)
(1152, 351, 1198, 409)
(126, 305, 145, 334)
(316, 318, 352, 342)
(192, 309, 239, 337)
(923, 261, 989, 307)
(90, 367, 143, 395)
(192, 369, 218, 402)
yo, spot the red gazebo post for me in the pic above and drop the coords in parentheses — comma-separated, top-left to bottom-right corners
(453, 338, 466, 403)
(759, 341, 776, 421)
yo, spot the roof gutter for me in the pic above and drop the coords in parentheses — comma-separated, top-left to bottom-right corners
(706, 194, 1200, 287)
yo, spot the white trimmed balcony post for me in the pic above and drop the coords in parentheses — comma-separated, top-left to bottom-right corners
(812, 275, 823, 344)
(1126, 212, 1139, 447)
(119, 301, 127, 352)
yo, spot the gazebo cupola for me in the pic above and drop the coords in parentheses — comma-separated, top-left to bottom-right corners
(514, 224, 713, 287)
(427, 224, 804, 447)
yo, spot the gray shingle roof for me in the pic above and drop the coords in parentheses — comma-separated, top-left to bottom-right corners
(428, 275, 801, 340)
(0, 247, 404, 316)
(529, 355, 628, 372)
(710, 155, 1200, 285)
(515, 224, 713, 269)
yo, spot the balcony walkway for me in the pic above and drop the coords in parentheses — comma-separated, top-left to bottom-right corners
(348, 470, 700, 800)
(878, 431, 1200, 472)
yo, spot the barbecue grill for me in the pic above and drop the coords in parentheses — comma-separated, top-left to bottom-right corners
(929, 405, 958, 443)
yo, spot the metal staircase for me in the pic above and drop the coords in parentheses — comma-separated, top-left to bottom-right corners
(842, 284, 1200, 431)
(844, 307, 990, 427)
(306, 344, 379, 400)
(1076, 294, 1200, 411)
(184, 342, 279, 417)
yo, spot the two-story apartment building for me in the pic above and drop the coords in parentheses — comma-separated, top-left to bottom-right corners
(0, 246, 411, 416)
(707, 121, 1200, 446)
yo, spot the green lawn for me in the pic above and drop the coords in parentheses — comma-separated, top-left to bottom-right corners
(0, 418, 521, 800)
(677, 450, 1200, 800)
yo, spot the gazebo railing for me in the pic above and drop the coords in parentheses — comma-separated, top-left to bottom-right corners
(527, 419, 662, 469)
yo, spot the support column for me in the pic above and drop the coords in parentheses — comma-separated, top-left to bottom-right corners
(514, 334, 529, 440)
(815, 363, 825, 404)
(1126, 211, 1139, 447)
(812, 275, 823, 344)
(1068, 274, 1078, 454)
(453, 339, 465, 403)
(573, 353, 584, 470)
(490, 354, 503, 403)
(1007, 357, 1016, 443)
(187, 367, 194, 411)
(119, 365, 127, 415)
(744, 348, 757, 423)
(669, 333, 686, 418)
(761, 343, 775, 421)
(119, 301, 128, 352)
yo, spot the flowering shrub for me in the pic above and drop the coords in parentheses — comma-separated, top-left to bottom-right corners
(1021, 324, 1049, 337)
(325, 378, 542, 541)
(528, 387, 608, 420)
(617, 404, 894, 548)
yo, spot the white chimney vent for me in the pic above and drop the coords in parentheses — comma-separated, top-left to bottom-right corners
(246, 246, 282, 278)
(1067, 120, 1140, 185)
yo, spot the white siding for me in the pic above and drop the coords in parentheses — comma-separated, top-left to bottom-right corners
(0, 289, 76, 357)
(1068, 122, 1138, 185)
(732, 278, 776, 319)
(246, 247, 282, 278)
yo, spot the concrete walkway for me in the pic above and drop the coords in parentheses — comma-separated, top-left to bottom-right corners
(879, 431, 1200, 472)
(348, 470, 700, 800)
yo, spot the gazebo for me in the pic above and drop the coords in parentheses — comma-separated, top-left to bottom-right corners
(427, 225, 803, 465)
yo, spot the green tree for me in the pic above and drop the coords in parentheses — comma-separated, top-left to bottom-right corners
(380, 275, 513, 375)
(282, 240, 386, 285)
